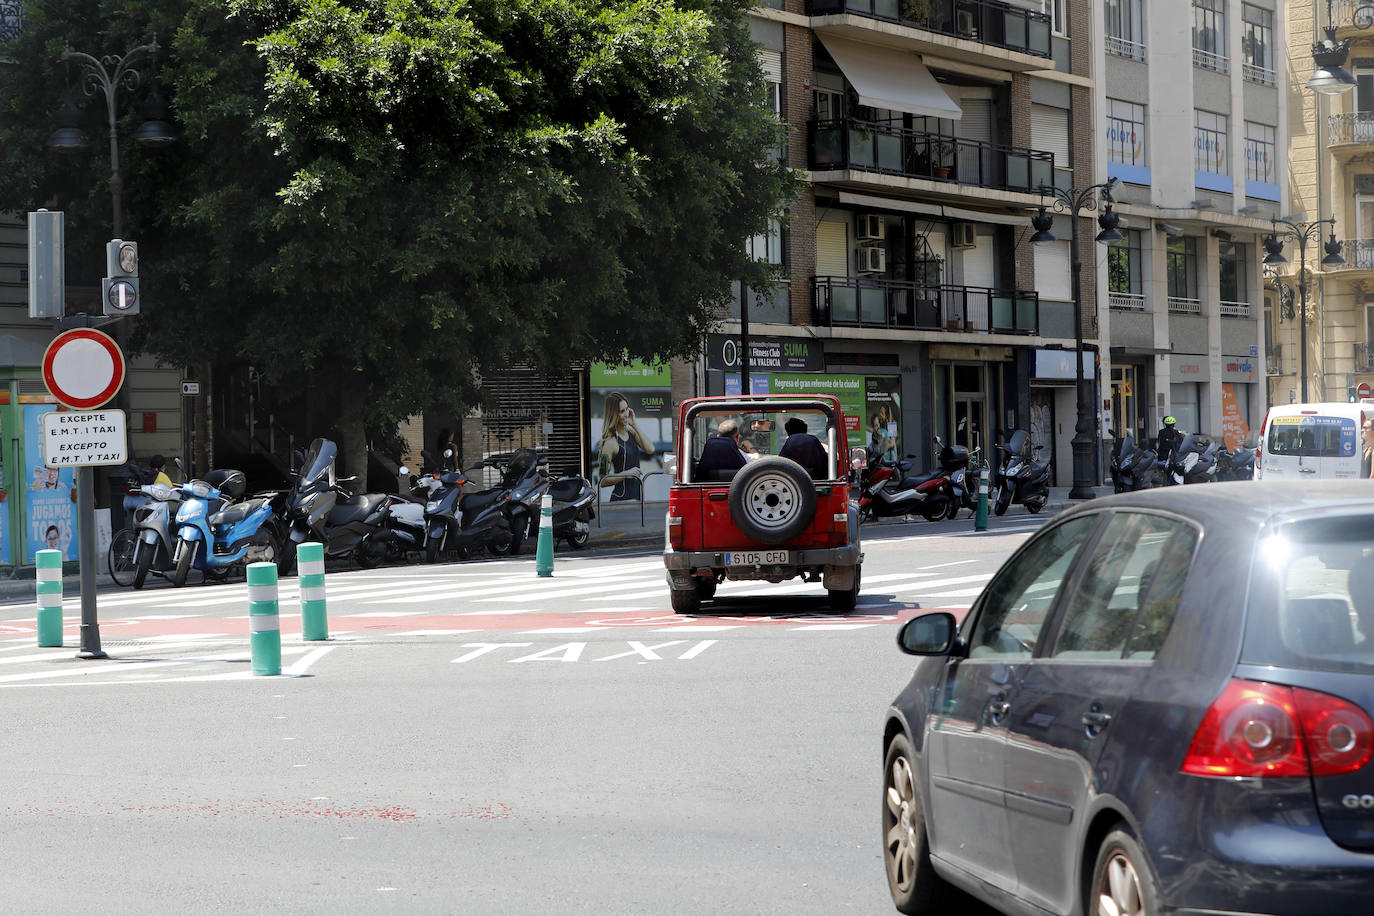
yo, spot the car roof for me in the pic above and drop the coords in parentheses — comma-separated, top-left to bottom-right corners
(1057, 481, 1374, 529)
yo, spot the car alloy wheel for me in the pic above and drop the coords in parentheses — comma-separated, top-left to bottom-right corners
(1096, 852, 1142, 916)
(882, 733, 953, 914)
(1090, 828, 1160, 916)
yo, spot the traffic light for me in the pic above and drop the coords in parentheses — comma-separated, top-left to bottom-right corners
(1348, 373, 1358, 403)
(102, 239, 140, 316)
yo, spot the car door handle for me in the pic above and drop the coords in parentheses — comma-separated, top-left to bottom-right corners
(1299, 467, 1317, 474)
(1081, 710, 1112, 734)
(988, 699, 1011, 723)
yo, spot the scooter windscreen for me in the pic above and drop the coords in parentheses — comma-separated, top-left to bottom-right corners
(299, 439, 337, 486)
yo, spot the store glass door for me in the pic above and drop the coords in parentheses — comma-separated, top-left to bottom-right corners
(953, 364, 986, 458)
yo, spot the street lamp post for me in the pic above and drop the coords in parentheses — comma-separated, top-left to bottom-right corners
(1028, 179, 1123, 500)
(45, 39, 174, 660)
(1262, 218, 1345, 402)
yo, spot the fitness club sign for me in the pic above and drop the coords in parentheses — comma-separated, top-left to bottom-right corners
(706, 334, 823, 373)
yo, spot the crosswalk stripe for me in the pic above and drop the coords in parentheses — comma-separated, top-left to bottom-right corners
(917, 587, 987, 599)
(789, 624, 876, 631)
(890, 573, 992, 593)
(476, 578, 666, 603)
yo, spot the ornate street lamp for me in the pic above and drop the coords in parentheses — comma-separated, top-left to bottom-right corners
(1309, 0, 1358, 95)
(1029, 178, 1123, 500)
(1262, 218, 1346, 401)
(47, 39, 176, 238)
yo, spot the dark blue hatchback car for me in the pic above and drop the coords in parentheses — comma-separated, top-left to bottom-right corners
(883, 481, 1374, 916)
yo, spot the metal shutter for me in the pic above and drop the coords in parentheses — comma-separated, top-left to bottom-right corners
(816, 220, 849, 276)
(473, 368, 585, 480)
(955, 99, 993, 142)
(1033, 240, 1071, 302)
(1030, 103, 1071, 169)
(758, 49, 782, 83)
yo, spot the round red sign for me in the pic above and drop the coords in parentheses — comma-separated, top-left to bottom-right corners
(41, 328, 126, 410)
(1360, 383, 1372, 400)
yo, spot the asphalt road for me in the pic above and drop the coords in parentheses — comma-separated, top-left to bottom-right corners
(0, 514, 1043, 914)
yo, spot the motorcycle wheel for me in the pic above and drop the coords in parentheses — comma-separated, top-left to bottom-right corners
(993, 483, 1012, 517)
(132, 539, 154, 590)
(564, 524, 590, 550)
(921, 499, 947, 523)
(108, 528, 139, 588)
(486, 527, 514, 557)
(425, 537, 442, 565)
(171, 539, 195, 588)
(1025, 495, 1046, 514)
(355, 542, 382, 569)
(277, 538, 298, 577)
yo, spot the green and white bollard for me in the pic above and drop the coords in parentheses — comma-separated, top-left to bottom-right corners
(297, 542, 328, 641)
(535, 493, 554, 578)
(247, 562, 282, 676)
(974, 471, 989, 533)
(35, 549, 63, 647)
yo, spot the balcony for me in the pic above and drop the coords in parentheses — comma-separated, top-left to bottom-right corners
(1266, 344, 1282, 376)
(1329, 114, 1374, 158)
(1357, 342, 1374, 372)
(1168, 297, 1202, 315)
(810, 119, 1055, 193)
(1219, 300, 1254, 318)
(1192, 48, 1229, 74)
(1326, 238, 1374, 272)
(812, 275, 1038, 334)
(1108, 292, 1146, 311)
(1242, 62, 1276, 86)
(808, 0, 1052, 59)
(1106, 36, 1147, 62)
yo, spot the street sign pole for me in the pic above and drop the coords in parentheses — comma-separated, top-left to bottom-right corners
(75, 465, 105, 658)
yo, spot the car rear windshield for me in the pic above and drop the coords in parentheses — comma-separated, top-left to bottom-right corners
(1266, 415, 1357, 459)
(1241, 515, 1374, 675)
(687, 406, 836, 480)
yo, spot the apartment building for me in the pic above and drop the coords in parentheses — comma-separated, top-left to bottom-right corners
(730, 0, 1105, 484)
(1281, 0, 1374, 405)
(1097, 0, 1276, 448)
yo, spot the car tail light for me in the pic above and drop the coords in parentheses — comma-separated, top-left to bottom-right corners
(668, 514, 683, 547)
(1182, 679, 1374, 778)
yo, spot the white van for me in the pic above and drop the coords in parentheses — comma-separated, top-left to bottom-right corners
(1255, 401, 1372, 480)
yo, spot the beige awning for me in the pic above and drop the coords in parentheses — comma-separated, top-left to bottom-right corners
(817, 34, 962, 120)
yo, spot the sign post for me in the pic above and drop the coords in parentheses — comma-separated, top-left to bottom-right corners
(41, 328, 127, 660)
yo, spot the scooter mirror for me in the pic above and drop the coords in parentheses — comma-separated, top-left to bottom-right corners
(399, 466, 409, 476)
(444, 448, 454, 459)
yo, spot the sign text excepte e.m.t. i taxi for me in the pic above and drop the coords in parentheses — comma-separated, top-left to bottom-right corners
(42, 409, 128, 468)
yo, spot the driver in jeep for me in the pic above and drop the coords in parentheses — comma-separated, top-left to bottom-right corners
(778, 417, 828, 480)
(695, 419, 747, 480)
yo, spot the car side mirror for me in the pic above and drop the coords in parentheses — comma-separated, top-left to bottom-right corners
(664, 455, 678, 481)
(896, 612, 959, 656)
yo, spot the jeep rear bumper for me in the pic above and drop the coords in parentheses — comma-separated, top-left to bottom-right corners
(664, 545, 861, 588)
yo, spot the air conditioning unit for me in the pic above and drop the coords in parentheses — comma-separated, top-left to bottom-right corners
(951, 222, 977, 249)
(956, 10, 977, 36)
(857, 246, 887, 274)
(856, 213, 885, 241)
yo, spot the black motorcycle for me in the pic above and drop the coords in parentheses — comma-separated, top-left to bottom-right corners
(416, 450, 514, 563)
(493, 449, 597, 550)
(280, 438, 407, 571)
(1110, 433, 1158, 493)
(990, 429, 1050, 516)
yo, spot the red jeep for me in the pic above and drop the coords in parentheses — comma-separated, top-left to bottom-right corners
(663, 395, 862, 614)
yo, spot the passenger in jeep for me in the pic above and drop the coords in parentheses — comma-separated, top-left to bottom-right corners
(695, 419, 747, 480)
(778, 417, 828, 479)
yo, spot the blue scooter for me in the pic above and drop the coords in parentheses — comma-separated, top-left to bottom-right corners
(169, 468, 287, 587)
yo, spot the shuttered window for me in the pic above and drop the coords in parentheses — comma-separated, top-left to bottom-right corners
(955, 99, 993, 142)
(1031, 103, 1071, 170)
(758, 49, 782, 83)
(816, 220, 849, 276)
(1034, 240, 1071, 302)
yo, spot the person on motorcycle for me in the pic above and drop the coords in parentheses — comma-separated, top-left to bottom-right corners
(147, 455, 172, 486)
(1156, 416, 1184, 461)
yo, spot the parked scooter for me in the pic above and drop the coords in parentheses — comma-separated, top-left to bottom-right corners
(1217, 442, 1256, 480)
(547, 470, 597, 548)
(126, 481, 183, 588)
(947, 445, 984, 517)
(490, 448, 598, 551)
(856, 437, 967, 523)
(990, 429, 1050, 515)
(169, 468, 287, 587)
(415, 449, 514, 563)
(279, 438, 409, 570)
(1110, 433, 1158, 493)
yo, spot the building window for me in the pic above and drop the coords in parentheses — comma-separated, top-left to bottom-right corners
(1195, 109, 1228, 174)
(1106, 0, 1145, 60)
(1167, 237, 1197, 300)
(1192, 0, 1227, 71)
(1219, 241, 1250, 305)
(747, 217, 784, 265)
(0, 2, 21, 43)
(1107, 99, 1147, 167)
(1241, 4, 1274, 84)
(1048, 0, 1067, 36)
(1244, 122, 1274, 184)
(1108, 230, 1143, 295)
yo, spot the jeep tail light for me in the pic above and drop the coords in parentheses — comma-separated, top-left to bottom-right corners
(1181, 679, 1374, 778)
(668, 514, 683, 548)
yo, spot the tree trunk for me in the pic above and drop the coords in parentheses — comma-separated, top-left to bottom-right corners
(337, 385, 370, 488)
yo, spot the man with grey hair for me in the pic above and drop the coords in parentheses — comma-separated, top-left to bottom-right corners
(695, 418, 747, 480)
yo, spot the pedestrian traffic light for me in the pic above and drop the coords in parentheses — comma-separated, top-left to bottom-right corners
(102, 239, 140, 316)
(1348, 373, 1358, 402)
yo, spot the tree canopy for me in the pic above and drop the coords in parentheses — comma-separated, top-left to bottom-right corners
(0, 0, 792, 468)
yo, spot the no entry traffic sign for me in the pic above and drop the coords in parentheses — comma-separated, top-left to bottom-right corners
(41, 328, 125, 410)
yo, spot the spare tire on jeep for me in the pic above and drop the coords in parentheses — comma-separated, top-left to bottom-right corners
(727, 456, 817, 544)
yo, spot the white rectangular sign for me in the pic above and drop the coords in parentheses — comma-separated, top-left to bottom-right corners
(43, 409, 128, 468)
(181, 381, 200, 396)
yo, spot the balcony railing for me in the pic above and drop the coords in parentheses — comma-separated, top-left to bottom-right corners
(1266, 344, 1282, 376)
(1242, 62, 1276, 86)
(1108, 292, 1146, 311)
(1168, 297, 1203, 315)
(1219, 300, 1253, 318)
(1357, 342, 1374, 372)
(1192, 48, 1229, 73)
(1327, 238, 1374, 271)
(810, 119, 1055, 193)
(812, 275, 1038, 334)
(807, 0, 1052, 58)
(1106, 36, 1147, 62)
(1329, 112, 1374, 145)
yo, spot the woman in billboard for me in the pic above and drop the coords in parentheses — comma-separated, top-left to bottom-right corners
(597, 391, 655, 501)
